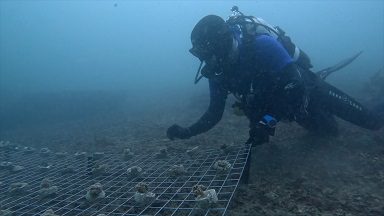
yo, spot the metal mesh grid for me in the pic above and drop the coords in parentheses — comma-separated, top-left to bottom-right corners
(0, 143, 251, 216)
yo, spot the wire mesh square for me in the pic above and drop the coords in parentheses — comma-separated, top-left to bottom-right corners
(0, 143, 251, 215)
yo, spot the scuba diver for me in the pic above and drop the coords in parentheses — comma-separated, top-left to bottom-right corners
(166, 7, 383, 146)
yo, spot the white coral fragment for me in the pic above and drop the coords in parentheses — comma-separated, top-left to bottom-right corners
(134, 182, 156, 205)
(85, 183, 105, 202)
(213, 160, 232, 173)
(127, 166, 142, 178)
(193, 185, 218, 209)
(168, 165, 186, 177)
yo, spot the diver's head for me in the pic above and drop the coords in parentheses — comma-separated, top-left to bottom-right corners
(189, 15, 233, 62)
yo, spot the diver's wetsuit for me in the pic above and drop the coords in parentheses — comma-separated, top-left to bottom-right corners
(188, 32, 383, 139)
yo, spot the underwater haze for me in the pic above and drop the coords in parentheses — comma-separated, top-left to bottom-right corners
(1, 1, 384, 216)
(0, 0, 383, 131)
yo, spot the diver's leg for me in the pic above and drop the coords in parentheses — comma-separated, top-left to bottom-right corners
(296, 108, 339, 136)
(312, 81, 383, 130)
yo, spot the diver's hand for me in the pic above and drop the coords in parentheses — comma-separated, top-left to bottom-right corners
(166, 124, 192, 140)
(245, 126, 270, 146)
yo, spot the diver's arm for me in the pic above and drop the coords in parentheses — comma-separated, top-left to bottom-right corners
(166, 78, 227, 140)
(246, 35, 306, 146)
(188, 79, 228, 136)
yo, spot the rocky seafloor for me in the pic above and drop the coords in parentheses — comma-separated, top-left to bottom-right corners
(1, 99, 383, 216)
(1, 69, 383, 215)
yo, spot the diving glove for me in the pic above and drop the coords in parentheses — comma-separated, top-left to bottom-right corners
(166, 124, 192, 140)
(245, 126, 270, 146)
(246, 115, 277, 147)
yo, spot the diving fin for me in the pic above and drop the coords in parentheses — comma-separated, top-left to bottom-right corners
(316, 51, 363, 80)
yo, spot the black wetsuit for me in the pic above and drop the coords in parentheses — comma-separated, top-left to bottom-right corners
(187, 33, 383, 140)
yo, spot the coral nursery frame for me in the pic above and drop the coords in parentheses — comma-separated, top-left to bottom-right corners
(0, 143, 251, 216)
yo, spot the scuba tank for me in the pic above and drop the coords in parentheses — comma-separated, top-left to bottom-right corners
(226, 6, 313, 117)
(226, 6, 313, 70)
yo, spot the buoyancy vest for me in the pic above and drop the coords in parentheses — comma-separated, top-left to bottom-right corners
(226, 9, 313, 70)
